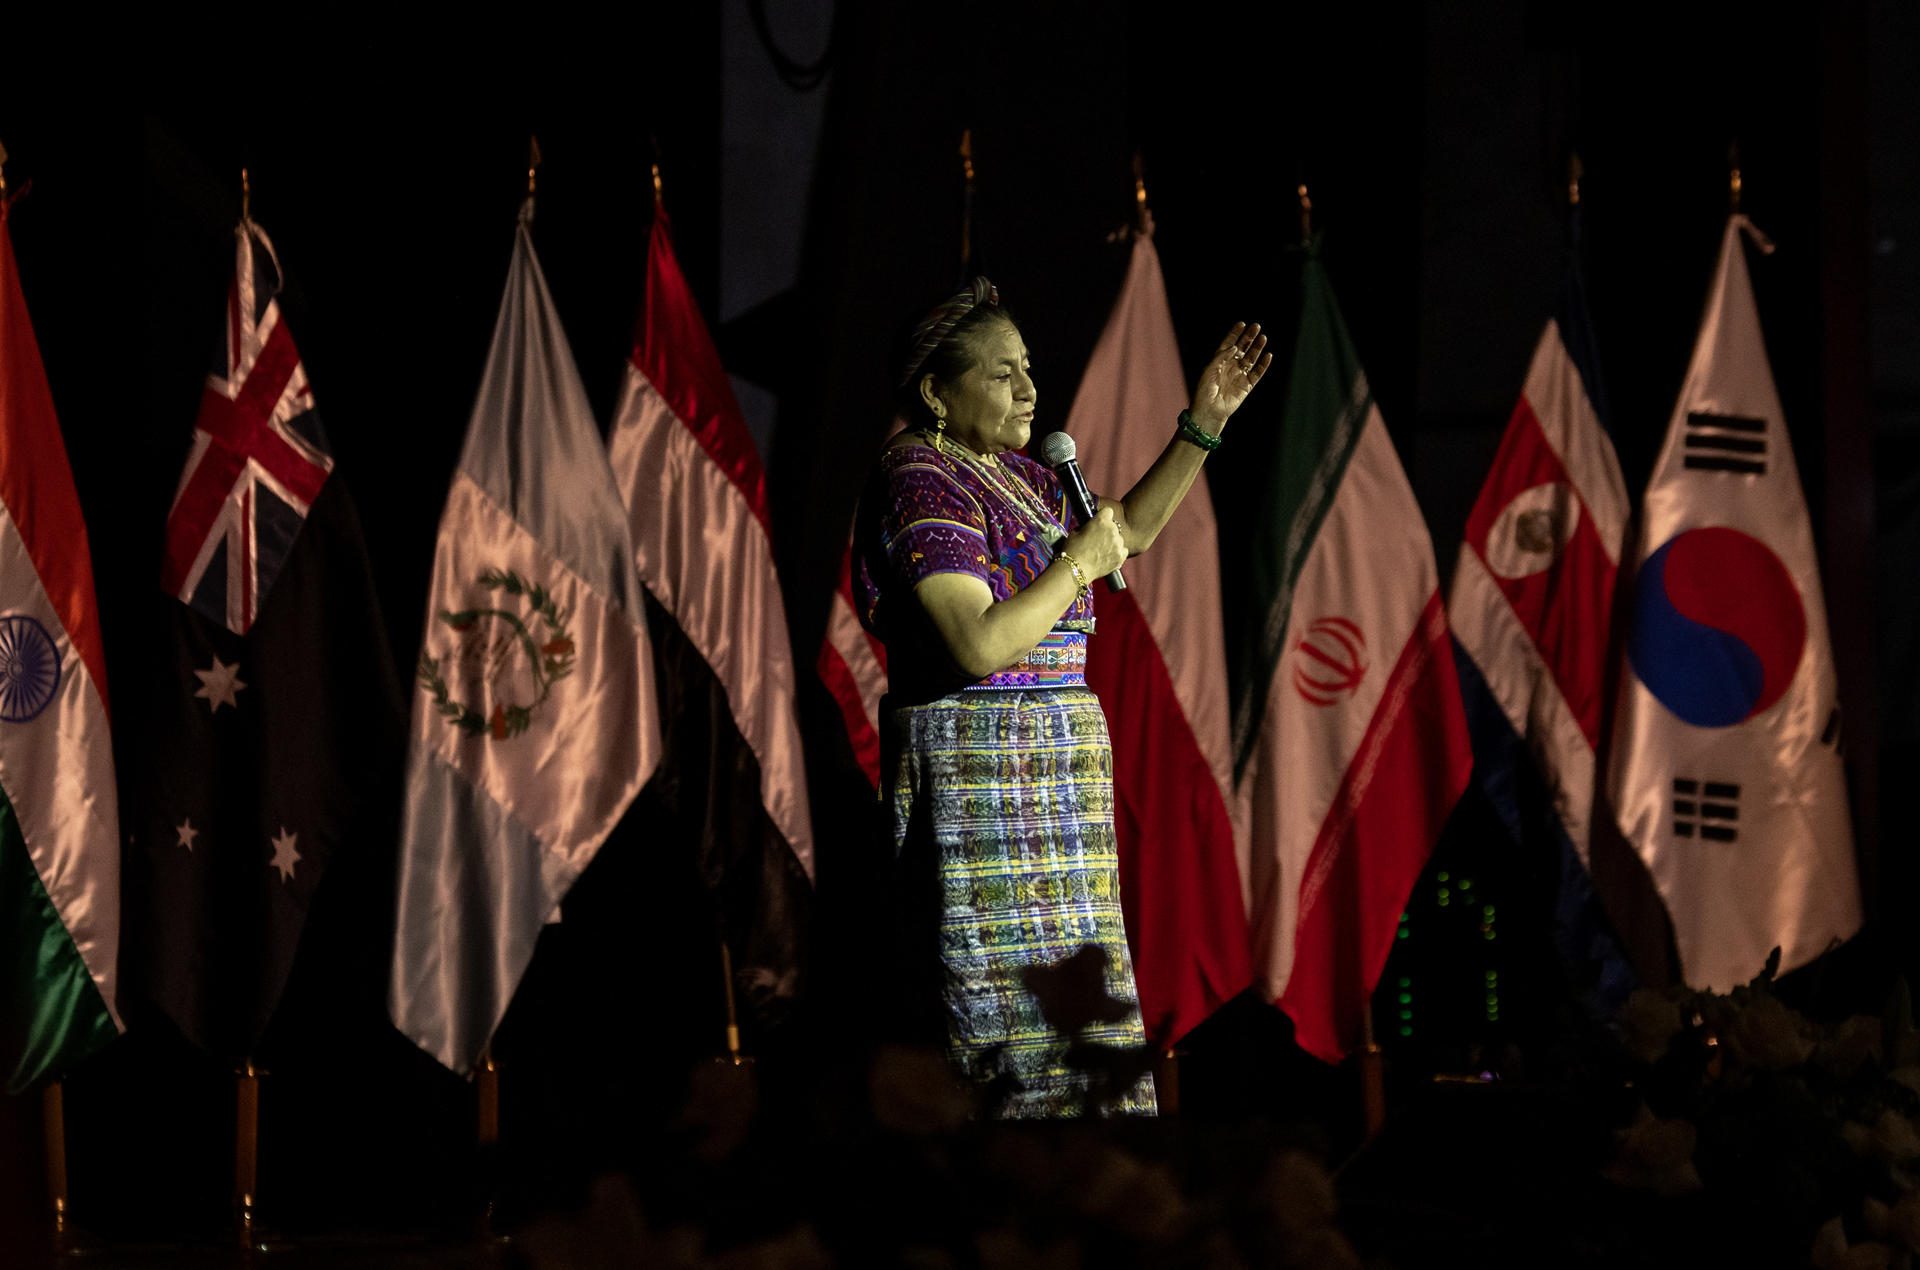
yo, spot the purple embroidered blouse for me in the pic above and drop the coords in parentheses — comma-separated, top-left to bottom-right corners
(854, 442, 1091, 686)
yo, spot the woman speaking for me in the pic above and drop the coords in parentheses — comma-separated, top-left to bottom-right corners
(854, 277, 1269, 1118)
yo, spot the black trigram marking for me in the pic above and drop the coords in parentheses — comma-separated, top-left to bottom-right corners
(1673, 777, 1740, 842)
(1684, 412, 1767, 475)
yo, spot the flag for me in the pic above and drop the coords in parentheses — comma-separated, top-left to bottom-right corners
(607, 206, 813, 1024)
(390, 204, 661, 1075)
(817, 541, 886, 789)
(0, 193, 121, 1091)
(124, 218, 404, 1060)
(1447, 220, 1636, 1010)
(1607, 216, 1860, 991)
(1231, 245, 1472, 1063)
(1065, 232, 1251, 1044)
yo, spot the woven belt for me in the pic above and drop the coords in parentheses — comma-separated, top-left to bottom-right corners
(965, 629, 1087, 690)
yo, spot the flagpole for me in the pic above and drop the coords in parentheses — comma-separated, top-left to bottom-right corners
(1300, 178, 1387, 1138)
(958, 129, 976, 276)
(719, 938, 748, 1065)
(43, 1082, 70, 1247)
(475, 1043, 502, 1241)
(233, 1059, 262, 1249)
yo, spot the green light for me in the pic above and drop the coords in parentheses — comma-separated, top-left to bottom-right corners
(1396, 927, 1409, 939)
(1397, 992, 1412, 1004)
(1460, 878, 1473, 891)
(1398, 977, 1411, 989)
(1437, 871, 1450, 883)
(1483, 905, 1495, 918)
(1484, 971, 1497, 982)
(1399, 1025, 1413, 1037)
(1399, 1008, 1413, 1021)
(1484, 931, 1496, 941)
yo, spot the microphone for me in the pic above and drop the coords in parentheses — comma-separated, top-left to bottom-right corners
(1039, 431, 1126, 592)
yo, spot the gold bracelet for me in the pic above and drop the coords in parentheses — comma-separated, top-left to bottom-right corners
(1055, 550, 1091, 599)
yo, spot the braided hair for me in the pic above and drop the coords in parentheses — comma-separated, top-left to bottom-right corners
(892, 276, 1016, 427)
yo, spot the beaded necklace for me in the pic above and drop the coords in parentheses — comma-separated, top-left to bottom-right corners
(924, 426, 1066, 546)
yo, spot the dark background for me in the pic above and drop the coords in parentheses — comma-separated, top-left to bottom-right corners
(0, 0, 1914, 1252)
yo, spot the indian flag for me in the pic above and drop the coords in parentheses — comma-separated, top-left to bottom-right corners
(1232, 245, 1471, 1062)
(0, 198, 121, 1091)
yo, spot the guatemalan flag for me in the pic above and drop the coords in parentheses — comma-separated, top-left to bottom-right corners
(1066, 231, 1252, 1045)
(1447, 215, 1635, 1010)
(1608, 215, 1861, 992)
(607, 205, 813, 1030)
(1231, 245, 1471, 1063)
(390, 202, 661, 1075)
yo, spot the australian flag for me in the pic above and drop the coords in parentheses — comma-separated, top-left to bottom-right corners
(122, 218, 404, 1060)
(161, 221, 332, 636)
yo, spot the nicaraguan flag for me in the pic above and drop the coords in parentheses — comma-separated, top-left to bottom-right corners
(1608, 215, 1860, 991)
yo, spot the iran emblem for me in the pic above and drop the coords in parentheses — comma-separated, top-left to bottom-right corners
(1291, 616, 1368, 707)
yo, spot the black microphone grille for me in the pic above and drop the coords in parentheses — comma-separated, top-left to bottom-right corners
(1039, 430, 1077, 467)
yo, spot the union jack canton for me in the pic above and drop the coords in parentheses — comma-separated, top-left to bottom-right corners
(162, 220, 333, 636)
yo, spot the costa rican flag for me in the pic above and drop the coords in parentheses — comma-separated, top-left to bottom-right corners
(161, 220, 333, 635)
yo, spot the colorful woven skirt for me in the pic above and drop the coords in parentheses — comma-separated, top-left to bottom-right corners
(881, 684, 1157, 1118)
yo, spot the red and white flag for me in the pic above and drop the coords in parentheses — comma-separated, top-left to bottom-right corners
(1065, 233, 1251, 1044)
(817, 542, 886, 789)
(608, 208, 814, 996)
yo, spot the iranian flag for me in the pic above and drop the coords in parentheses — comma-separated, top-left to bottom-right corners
(1066, 231, 1251, 1044)
(0, 194, 121, 1091)
(1231, 246, 1471, 1063)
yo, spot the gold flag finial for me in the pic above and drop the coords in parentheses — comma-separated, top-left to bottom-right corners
(1132, 148, 1153, 236)
(959, 129, 977, 272)
(0, 138, 9, 200)
(650, 133, 664, 208)
(1298, 182, 1313, 246)
(528, 136, 542, 195)
(240, 168, 250, 222)
(1569, 151, 1583, 207)
(1728, 139, 1742, 213)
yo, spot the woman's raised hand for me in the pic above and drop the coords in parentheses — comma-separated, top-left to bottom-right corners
(1062, 506, 1127, 581)
(1189, 321, 1271, 431)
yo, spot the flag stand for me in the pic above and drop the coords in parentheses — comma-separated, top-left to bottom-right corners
(43, 1081, 70, 1249)
(233, 1060, 264, 1250)
(718, 939, 750, 1067)
(1359, 1008, 1386, 1139)
(475, 1045, 505, 1243)
(1153, 1049, 1183, 1117)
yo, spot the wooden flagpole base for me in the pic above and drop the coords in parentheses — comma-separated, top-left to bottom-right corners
(43, 1081, 70, 1247)
(1153, 1049, 1183, 1117)
(233, 1060, 264, 1250)
(1359, 1009, 1386, 1140)
(474, 1046, 508, 1244)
